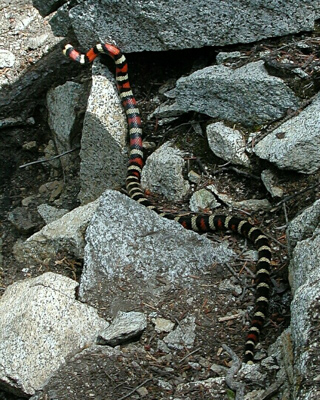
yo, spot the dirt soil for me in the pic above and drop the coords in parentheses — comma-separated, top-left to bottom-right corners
(1, 1, 320, 399)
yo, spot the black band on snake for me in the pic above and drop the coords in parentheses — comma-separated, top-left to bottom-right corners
(63, 43, 272, 364)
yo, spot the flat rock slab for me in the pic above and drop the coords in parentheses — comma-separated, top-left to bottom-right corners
(254, 93, 320, 174)
(79, 190, 235, 316)
(13, 199, 99, 265)
(0, 272, 108, 397)
(47, 0, 319, 52)
(175, 61, 300, 127)
(98, 311, 147, 346)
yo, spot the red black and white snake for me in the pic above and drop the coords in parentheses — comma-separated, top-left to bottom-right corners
(63, 42, 272, 364)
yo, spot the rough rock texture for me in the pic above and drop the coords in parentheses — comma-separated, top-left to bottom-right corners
(189, 188, 220, 212)
(13, 199, 99, 265)
(0, 50, 15, 68)
(0, 272, 108, 397)
(289, 223, 320, 294)
(207, 184, 271, 212)
(163, 315, 196, 350)
(175, 61, 300, 126)
(37, 203, 69, 224)
(290, 280, 320, 400)
(285, 199, 320, 399)
(286, 199, 320, 252)
(175, 377, 227, 398)
(254, 93, 320, 174)
(141, 142, 190, 201)
(79, 59, 128, 204)
(261, 169, 284, 198)
(0, 0, 71, 119)
(32, 0, 64, 17)
(42, 0, 319, 52)
(98, 311, 147, 346)
(79, 190, 235, 315)
(47, 81, 85, 170)
(206, 122, 250, 167)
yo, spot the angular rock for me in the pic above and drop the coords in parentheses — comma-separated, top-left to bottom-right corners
(289, 228, 320, 294)
(290, 280, 320, 400)
(37, 204, 69, 224)
(230, 198, 271, 212)
(141, 142, 190, 201)
(0, 273, 108, 397)
(79, 190, 235, 315)
(188, 170, 201, 184)
(45, 1, 319, 52)
(49, 4, 70, 37)
(26, 34, 49, 49)
(254, 93, 320, 174)
(0, 116, 35, 130)
(153, 317, 175, 333)
(98, 311, 147, 346)
(79, 60, 128, 204)
(175, 61, 300, 127)
(176, 377, 227, 398)
(163, 315, 196, 350)
(8, 206, 40, 234)
(32, 0, 63, 17)
(149, 101, 184, 120)
(206, 122, 250, 167)
(47, 81, 85, 170)
(0, 49, 15, 68)
(255, 195, 320, 399)
(286, 199, 320, 251)
(207, 184, 271, 212)
(13, 199, 99, 265)
(216, 51, 242, 65)
(189, 188, 220, 212)
(261, 169, 284, 198)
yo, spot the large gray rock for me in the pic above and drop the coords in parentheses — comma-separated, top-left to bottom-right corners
(47, 81, 85, 170)
(141, 142, 190, 201)
(44, 0, 319, 52)
(79, 59, 128, 204)
(290, 279, 320, 400)
(79, 190, 235, 315)
(0, 272, 108, 397)
(175, 61, 300, 127)
(254, 94, 320, 174)
(284, 199, 320, 399)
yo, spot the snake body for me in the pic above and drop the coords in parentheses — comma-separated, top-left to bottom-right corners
(63, 43, 272, 364)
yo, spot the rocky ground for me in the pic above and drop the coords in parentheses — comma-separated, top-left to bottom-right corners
(1, 1, 320, 399)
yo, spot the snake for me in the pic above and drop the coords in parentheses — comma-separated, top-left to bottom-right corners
(63, 42, 272, 364)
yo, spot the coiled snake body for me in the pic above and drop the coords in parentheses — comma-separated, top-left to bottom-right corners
(64, 42, 272, 364)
